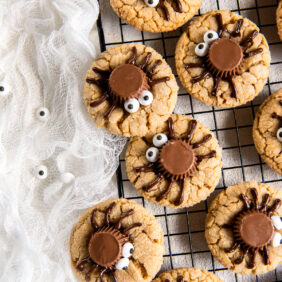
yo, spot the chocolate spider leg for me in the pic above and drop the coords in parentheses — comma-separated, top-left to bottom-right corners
(105, 202, 116, 226)
(215, 13, 229, 37)
(99, 268, 107, 282)
(261, 246, 270, 265)
(241, 30, 258, 47)
(150, 76, 170, 87)
(115, 209, 134, 229)
(232, 19, 243, 37)
(104, 102, 118, 119)
(158, 0, 170, 21)
(240, 194, 251, 209)
(92, 67, 111, 77)
(267, 199, 281, 216)
(109, 271, 118, 282)
(123, 222, 142, 234)
(247, 248, 257, 269)
(91, 209, 99, 231)
(128, 47, 137, 65)
(271, 112, 282, 121)
(146, 60, 162, 78)
(225, 241, 240, 253)
(260, 193, 270, 212)
(185, 63, 205, 70)
(138, 53, 152, 70)
(85, 264, 98, 282)
(186, 120, 197, 142)
(211, 77, 221, 97)
(143, 174, 164, 192)
(244, 48, 263, 59)
(168, 117, 175, 139)
(174, 179, 185, 206)
(197, 151, 216, 162)
(175, 0, 183, 13)
(134, 163, 154, 173)
(90, 92, 108, 108)
(191, 71, 212, 83)
(234, 248, 249, 264)
(156, 178, 174, 202)
(86, 78, 107, 88)
(192, 134, 212, 149)
(250, 188, 259, 210)
(230, 76, 238, 99)
(76, 257, 92, 271)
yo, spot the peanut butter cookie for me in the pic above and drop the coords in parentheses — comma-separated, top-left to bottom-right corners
(126, 114, 222, 208)
(206, 181, 282, 275)
(84, 43, 178, 137)
(70, 198, 164, 282)
(277, 0, 282, 40)
(253, 89, 282, 175)
(110, 0, 202, 33)
(175, 10, 271, 108)
(153, 267, 223, 282)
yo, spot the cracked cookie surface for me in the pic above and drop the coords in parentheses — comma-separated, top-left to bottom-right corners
(205, 181, 282, 275)
(110, 0, 202, 33)
(70, 198, 164, 282)
(253, 89, 282, 175)
(83, 43, 178, 137)
(277, 0, 282, 40)
(153, 267, 223, 281)
(125, 114, 222, 208)
(175, 10, 271, 108)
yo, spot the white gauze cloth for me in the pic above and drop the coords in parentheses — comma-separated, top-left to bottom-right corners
(0, 0, 126, 281)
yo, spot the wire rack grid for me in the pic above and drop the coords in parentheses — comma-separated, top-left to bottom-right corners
(97, 0, 282, 281)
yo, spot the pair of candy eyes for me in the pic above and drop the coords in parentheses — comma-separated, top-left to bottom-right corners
(124, 90, 153, 114)
(195, 30, 219, 57)
(115, 242, 134, 270)
(272, 216, 282, 248)
(146, 133, 168, 162)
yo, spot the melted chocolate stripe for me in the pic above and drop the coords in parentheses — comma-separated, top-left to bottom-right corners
(104, 103, 117, 119)
(241, 30, 258, 47)
(260, 194, 270, 212)
(234, 248, 248, 264)
(128, 47, 137, 65)
(185, 63, 205, 69)
(99, 268, 107, 282)
(86, 78, 107, 88)
(197, 150, 216, 162)
(90, 93, 108, 107)
(91, 209, 99, 230)
(232, 19, 243, 37)
(168, 117, 175, 139)
(92, 67, 111, 77)
(191, 71, 211, 83)
(156, 179, 174, 201)
(240, 194, 251, 209)
(244, 48, 263, 58)
(174, 179, 185, 206)
(225, 242, 239, 253)
(212, 77, 221, 97)
(85, 264, 98, 282)
(186, 120, 197, 142)
(192, 134, 212, 149)
(150, 76, 170, 87)
(247, 248, 257, 269)
(267, 199, 281, 216)
(216, 13, 228, 37)
(159, 0, 170, 21)
(250, 188, 259, 210)
(262, 246, 270, 265)
(147, 60, 162, 77)
(123, 222, 142, 234)
(105, 202, 116, 225)
(143, 175, 163, 192)
(76, 257, 91, 271)
(177, 276, 184, 282)
(230, 76, 238, 99)
(134, 163, 154, 173)
(110, 272, 118, 282)
(139, 52, 152, 70)
(115, 209, 134, 229)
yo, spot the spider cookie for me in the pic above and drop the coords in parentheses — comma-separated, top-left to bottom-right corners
(253, 89, 282, 175)
(126, 114, 222, 208)
(277, 0, 282, 40)
(70, 198, 164, 282)
(175, 10, 271, 108)
(110, 0, 202, 33)
(84, 43, 178, 137)
(206, 181, 282, 275)
(153, 267, 223, 282)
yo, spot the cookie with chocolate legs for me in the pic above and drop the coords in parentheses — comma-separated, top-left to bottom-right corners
(253, 89, 282, 175)
(206, 181, 282, 275)
(84, 43, 178, 137)
(70, 198, 164, 282)
(277, 0, 282, 40)
(175, 10, 271, 108)
(153, 267, 223, 282)
(126, 114, 222, 208)
(110, 0, 202, 33)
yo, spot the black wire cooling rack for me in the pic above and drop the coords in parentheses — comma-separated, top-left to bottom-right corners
(97, 0, 282, 281)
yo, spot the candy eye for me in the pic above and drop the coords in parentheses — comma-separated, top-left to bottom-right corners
(0, 82, 11, 95)
(124, 98, 140, 113)
(195, 42, 209, 57)
(115, 257, 129, 270)
(36, 107, 50, 122)
(204, 30, 219, 44)
(122, 242, 134, 258)
(272, 232, 282, 248)
(138, 90, 153, 106)
(35, 165, 48, 180)
(277, 128, 282, 142)
(146, 147, 159, 162)
(144, 0, 159, 7)
(152, 133, 168, 147)
(271, 215, 282, 230)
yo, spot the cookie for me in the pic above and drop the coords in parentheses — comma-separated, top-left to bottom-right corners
(125, 114, 222, 208)
(175, 10, 271, 108)
(277, 0, 282, 40)
(152, 267, 223, 282)
(206, 181, 282, 275)
(110, 0, 202, 33)
(70, 198, 164, 282)
(84, 43, 178, 137)
(253, 89, 282, 175)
